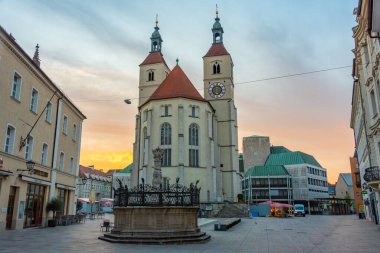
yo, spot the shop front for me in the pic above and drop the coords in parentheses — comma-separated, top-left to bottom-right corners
(24, 183, 46, 228)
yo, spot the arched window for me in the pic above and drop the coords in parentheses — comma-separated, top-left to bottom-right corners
(189, 123, 199, 167)
(148, 70, 155, 81)
(214, 33, 221, 43)
(160, 123, 171, 166)
(25, 136, 34, 160)
(213, 63, 220, 74)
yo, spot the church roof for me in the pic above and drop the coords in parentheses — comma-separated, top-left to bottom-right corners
(144, 65, 206, 105)
(140, 52, 168, 67)
(204, 43, 230, 57)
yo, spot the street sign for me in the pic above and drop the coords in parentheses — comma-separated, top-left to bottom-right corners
(361, 191, 367, 195)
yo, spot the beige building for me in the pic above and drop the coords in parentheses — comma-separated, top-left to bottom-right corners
(335, 173, 354, 200)
(0, 26, 85, 231)
(350, 0, 380, 224)
(131, 13, 240, 202)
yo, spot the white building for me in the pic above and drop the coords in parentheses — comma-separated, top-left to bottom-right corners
(350, 0, 380, 224)
(130, 13, 240, 202)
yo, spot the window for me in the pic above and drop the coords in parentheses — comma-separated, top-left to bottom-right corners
(370, 89, 377, 116)
(189, 123, 199, 167)
(213, 62, 221, 74)
(190, 106, 199, 117)
(161, 105, 171, 117)
(59, 152, 64, 171)
(148, 70, 155, 81)
(160, 123, 171, 166)
(143, 127, 148, 165)
(62, 116, 68, 134)
(11, 72, 22, 100)
(41, 143, 48, 166)
(45, 102, 52, 123)
(25, 136, 34, 160)
(163, 177, 170, 191)
(4, 125, 16, 154)
(72, 124, 77, 141)
(143, 110, 148, 122)
(69, 157, 74, 174)
(30, 88, 39, 113)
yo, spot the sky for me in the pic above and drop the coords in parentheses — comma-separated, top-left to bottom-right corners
(0, 0, 358, 183)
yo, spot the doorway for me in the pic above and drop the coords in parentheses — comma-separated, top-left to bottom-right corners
(24, 183, 45, 228)
(6, 186, 17, 230)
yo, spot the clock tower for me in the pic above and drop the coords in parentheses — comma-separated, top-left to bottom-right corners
(203, 8, 239, 202)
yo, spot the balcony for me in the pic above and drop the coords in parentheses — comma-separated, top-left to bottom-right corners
(363, 166, 380, 187)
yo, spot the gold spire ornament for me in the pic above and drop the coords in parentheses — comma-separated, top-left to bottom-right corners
(155, 14, 158, 27)
(216, 4, 219, 18)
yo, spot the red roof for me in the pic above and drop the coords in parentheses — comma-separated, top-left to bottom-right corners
(204, 43, 230, 57)
(140, 52, 168, 67)
(79, 165, 108, 177)
(145, 65, 206, 104)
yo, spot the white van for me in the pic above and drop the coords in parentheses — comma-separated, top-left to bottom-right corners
(294, 204, 305, 217)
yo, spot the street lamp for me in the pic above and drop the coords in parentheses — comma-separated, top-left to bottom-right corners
(77, 174, 88, 185)
(17, 160, 35, 174)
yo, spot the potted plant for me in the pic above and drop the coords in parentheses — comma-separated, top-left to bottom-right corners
(46, 198, 63, 227)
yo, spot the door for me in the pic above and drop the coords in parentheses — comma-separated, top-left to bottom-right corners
(24, 183, 45, 228)
(6, 186, 17, 230)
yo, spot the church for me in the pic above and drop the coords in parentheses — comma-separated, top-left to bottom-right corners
(131, 11, 240, 202)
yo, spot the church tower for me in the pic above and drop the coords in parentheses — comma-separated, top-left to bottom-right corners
(203, 8, 240, 202)
(139, 16, 170, 106)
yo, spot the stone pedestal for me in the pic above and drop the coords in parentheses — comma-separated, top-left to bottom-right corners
(99, 207, 210, 244)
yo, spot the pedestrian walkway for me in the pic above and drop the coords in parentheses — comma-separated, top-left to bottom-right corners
(0, 215, 379, 253)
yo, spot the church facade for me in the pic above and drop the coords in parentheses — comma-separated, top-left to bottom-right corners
(131, 12, 240, 202)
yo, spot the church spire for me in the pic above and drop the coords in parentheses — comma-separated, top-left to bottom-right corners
(212, 5, 224, 44)
(150, 14, 163, 52)
(33, 44, 40, 67)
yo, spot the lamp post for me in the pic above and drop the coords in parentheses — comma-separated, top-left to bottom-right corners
(124, 98, 141, 187)
(17, 160, 35, 174)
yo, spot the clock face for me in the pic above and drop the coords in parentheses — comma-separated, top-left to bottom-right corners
(209, 82, 226, 98)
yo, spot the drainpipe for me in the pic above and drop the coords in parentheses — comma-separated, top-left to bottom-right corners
(50, 98, 62, 200)
(73, 121, 83, 214)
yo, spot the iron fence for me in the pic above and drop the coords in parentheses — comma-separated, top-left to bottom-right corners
(113, 178, 200, 207)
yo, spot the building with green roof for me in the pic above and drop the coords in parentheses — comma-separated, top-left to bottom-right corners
(242, 135, 329, 209)
(242, 165, 292, 204)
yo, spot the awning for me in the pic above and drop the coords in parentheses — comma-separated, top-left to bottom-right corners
(56, 183, 76, 191)
(259, 201, 292, 208)
(20, 175, 51, 186)
(78, 198, 99, 203)
(0, 169, 13, 177)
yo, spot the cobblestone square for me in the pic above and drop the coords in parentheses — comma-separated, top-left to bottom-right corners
(1, 214, 379, 253)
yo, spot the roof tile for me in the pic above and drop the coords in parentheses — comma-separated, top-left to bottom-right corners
(204, 43, 230, 57)
(140, 52, 168, 67)
(146, 65, 206, 103)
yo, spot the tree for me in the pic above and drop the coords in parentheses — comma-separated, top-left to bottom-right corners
(46, 198, 63, 219)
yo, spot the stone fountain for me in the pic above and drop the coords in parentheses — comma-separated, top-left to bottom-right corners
(98, 147, 210, 244)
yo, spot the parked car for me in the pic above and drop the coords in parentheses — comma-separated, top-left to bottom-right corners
(294, 204, 305, 217)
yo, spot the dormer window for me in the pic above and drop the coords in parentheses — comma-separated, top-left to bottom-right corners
(148, 70, 155, 81)
(213, 62, 221, 74)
